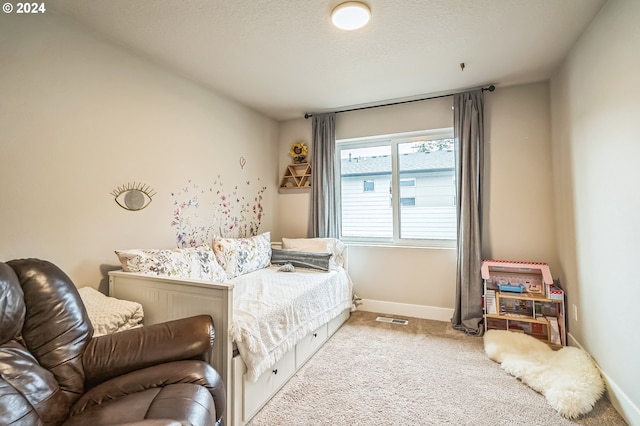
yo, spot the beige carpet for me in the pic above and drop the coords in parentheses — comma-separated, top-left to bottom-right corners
(247, 311, 626, 426)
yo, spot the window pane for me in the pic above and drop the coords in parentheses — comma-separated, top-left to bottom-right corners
(340, 146, 392, 238)
(398, 140, 456, 240)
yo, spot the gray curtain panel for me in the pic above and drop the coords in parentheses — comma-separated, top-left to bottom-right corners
(311, 113, 339, 238)
(451, 90, 485, 335)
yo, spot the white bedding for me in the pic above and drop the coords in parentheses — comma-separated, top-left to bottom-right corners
(230, 265, 352, 382)
(79, 287, 144, 336)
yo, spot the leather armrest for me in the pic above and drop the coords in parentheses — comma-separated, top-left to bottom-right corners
(73, 360, 226, 424)
(83, 315, 215, 388)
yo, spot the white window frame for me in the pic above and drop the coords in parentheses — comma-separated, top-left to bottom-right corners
(336, 128, 456, 248)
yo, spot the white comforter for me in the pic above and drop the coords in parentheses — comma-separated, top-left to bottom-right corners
(229, 265, 352, 382)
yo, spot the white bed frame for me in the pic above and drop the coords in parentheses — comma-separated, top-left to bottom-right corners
(108, 266, 350, 426)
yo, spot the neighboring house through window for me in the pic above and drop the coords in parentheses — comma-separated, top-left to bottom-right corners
(336, 129, 456, 246)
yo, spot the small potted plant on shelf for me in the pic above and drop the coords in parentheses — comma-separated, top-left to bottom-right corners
(289, 142, 308, 163)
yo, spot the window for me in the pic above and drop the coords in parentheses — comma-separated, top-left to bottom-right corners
(400, 197, 416, 206)
(337, 129, 456, 246)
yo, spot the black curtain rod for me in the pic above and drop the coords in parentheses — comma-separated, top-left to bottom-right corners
(304, 84, 495, 119)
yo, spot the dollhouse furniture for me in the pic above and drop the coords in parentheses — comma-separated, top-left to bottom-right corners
(482, 259, 566, 348)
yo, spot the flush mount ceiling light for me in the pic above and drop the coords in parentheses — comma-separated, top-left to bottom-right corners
(331, 2, 371, 30)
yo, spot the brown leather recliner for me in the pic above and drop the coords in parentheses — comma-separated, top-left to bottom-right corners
(0, 258, 226, 426)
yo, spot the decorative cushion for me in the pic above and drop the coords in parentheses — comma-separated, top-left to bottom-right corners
(78, 287, 144, 336)
(180, 246, 229, 281)
(281, 237, 346, 269)
(277, 263, 296, 272)
(271, 249, 332, 271)
(212, 232, 272, 279)
(114, 245, 228, 282)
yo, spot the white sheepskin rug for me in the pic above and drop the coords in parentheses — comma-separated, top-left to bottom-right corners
(484, 330, 605, 419)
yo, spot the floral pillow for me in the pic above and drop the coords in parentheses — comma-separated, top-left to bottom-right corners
(180, 245, 229, 281)
(115, 245, 228, 282)
(212, 232, 272, 279)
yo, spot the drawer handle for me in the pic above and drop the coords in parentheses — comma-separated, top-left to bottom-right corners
(313, 333, 318, 337)
(272, 369, 278, 375)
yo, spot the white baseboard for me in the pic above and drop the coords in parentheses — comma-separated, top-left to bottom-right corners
(358, 298, 453, 323)
(568, 332, 639, 426)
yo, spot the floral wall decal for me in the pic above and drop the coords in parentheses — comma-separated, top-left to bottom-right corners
(170, 176, 266, 248)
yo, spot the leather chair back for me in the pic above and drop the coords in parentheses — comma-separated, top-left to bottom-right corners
(1, 259, 94, 423)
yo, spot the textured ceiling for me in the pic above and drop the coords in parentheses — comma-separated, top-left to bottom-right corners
(48, 0, 606, 121)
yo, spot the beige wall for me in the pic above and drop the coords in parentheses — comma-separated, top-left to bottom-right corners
(277, 84, 557, 319)
(550, 0, 640, 422)
(4, 5, 634, 422)
(0, 12, 279, 290)
(482, 83, 558, 270)
(273, 118, 312, 239)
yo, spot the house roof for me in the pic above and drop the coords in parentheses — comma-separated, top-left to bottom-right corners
(341, 151, 454, 176)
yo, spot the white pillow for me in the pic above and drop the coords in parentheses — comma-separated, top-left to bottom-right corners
(281, 237, 346, 269)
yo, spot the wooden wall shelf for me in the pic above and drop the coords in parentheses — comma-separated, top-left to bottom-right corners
(279, 162, 311, 191)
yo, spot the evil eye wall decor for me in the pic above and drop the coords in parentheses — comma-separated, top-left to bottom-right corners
(111, 182, 157, 211)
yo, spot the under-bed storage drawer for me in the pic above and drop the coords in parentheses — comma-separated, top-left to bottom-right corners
(295, 324, 328, 368)
(328, 308, 350, 336)
(243, 349, 295, 421)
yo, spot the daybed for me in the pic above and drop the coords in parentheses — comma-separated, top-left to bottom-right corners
(109, 235, 353, 426)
